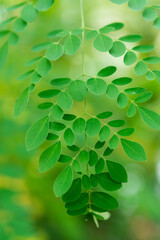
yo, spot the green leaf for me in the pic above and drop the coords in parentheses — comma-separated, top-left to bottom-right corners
(97, 66, 117, 77)
(7, 3, 26, 12)
(90, 175, 98, 187)
(24, 56, 42, 66)
(99, 126, 110, 142)
(0, 42, 8, 68)
(117, 93, 128, 108)
(31, 42, 52, 52)
(62, 178, 81, 202)
(138, 106, 160, 130)
(25, 116, 49, 151)
(107, 22, 124, 31)
(36, 0, 54, 11)
(97, 111, 113, 119)
(124, 51, 137, 65)
(53, 166, 73, 197)
(146, 71, 155, 81)
(67, 145, 80, 152)
(31, 72, 41, 83)
(38, 89, 60, 98)
(47, 133, 59, 141)
(86, 118, 101, 137)
(135, 92, 152, 103)
(85, 30, 98, 40)
(106, 160, 128, 183)
(58, 92, 73, 110)
(110, 0, 128, 4)
(95, 158, 105, 174)
(17, 70, 34, 81)
(109, 41, 126, 57)
(0, 30, 10, 39)
(143, 7, 158, 21)
(73, 118, 86, 135)
(37, 58, 51, 76)
(56, 30, 69, 37)
(58, 154, 72, 163)
(65, 193, 89, 210)
(87, 78, 107, 95)
(128, 0, 147, 11)
(21, 4, 38, 23)
(134, 61, 148, 76)
(67, 206, 88, 216)
(71, 28, 83, 35)
(14, 87, 30, 117)
(132, 45, 154, 53)
(46, 43, 64, 60)
(94, 34, 113, 52)
(96, 172, 122, 190)
(119, 34, 143, 42)
(8, 32, 19, 46)
(89, 150, 98, 166)
(103, 147, 113, 156)
(39, 141, 61, 173)
(63, 114, 76, 121)
(153, 70, 160, 83)
(121, 138, 147, 161)
(50, 78, 71, 86)
(127, 103, 137, 117)
(82, 175, 91, 190)
(109, 135, 119, 149)
(64, 35, 81, 55)
(49, 122, 66, 131)
(117, 128, 134, 136)
(79, 150, 89, 164)
(95, 141, 105, 149)
(112, 77, 132, 86)
(106, 84, 119, 99)
(143, 57, 160, 64)
(37, 102, 53, 110)
(99, 26, 114, 34)
(72, 160, 82, 172)
(47, 29, 63, 38)
(13, 18, 27, 32)
(108, 120, 126, 127)
(153, 17, 160, 29)
(91, 192, 118, 210)
(68, 80, 87, 101)
(64, 128, 75, 146)
(125, 87, 145, 95)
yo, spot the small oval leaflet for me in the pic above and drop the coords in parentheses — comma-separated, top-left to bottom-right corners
(73, 118, 86, 135)
(39, 141, 61, 173)
(25, 116, 49, 151)
(50, 78, 71, 86)
(97, 111, 113, 119)
(32, 42, 52, 52)
(112, 77, 132, 86)
(99, 126, 110, 142)
(64, 128, 75, 146)
(14, 87, 30, 117)
(37, 102, 53, 110)
(89, 150, 98, 166)
(36, 0, 54, 11)
(117, 128, 134, 136)
(96, 172, 122, 191)
(127, 103, 137, 118)
(94, 34, 113, 52)
(109, 41, 126, 57)
(53, 166, 73, 197)
(106, 160, 128, 183)
(138, 106, 160, 130)
(134, 61, 147, 76)
(82, 175, 91, 190)
(37, 58, 51, 76)
(21, 4, 38, 23)
(68, 80, 87, 101)
(117, 93, 128, 108)
(62, 178, 81, 203)
(109, 135, 119, 149)
(135, 92, 152, 103)
(86, 118, 101, 137)
(128, 0, 147, 11)
(46, 43, 64, 61)
(124, 51, 137, 65)
(106, 84, 119, 99)
(92, 192, 118, 210)
(132, 45, 155, 53)
(87, 78, 107, 95)
(119, 34, 143, 42)
(108, 119, 126, 127)
(38, 89, 60, 98)
(97, 66, 117, 77)
(95, 158, 105, 174)
(79, 150, 89, 164)
(121, 138, 147, 161)
(143, 8, 158, 21)
(58, 92, 73, 110)
(64, 35, 81, 55)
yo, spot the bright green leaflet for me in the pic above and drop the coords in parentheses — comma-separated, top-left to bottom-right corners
(87, 78, 107, 95)
(138, 106, 160, 130)
(97, 66, 117, 77)
(133, 45, 154, 53)
(86, 118, 101, 137)
(21, 4, 38, 23)
(124, 51, 137, 65)
(14, 87, 30, 117)
(82, 175, 91, 190)
(96, 172, 122, 191)
(32, 42, 52, 52)
(64, 128, 75, 146)
(92, 192, 118, 210)
(0, 42, 8, 68)
(72, 160, 82, 172)
(143, 8, 158, 21)
(109, 135, 119, 149)
(58, 92, 73, 110)
(51, 105, 64, 120)
(13, 18, 27, 32)
(53, 166, 73, 197)
(134, 61, 148, 76)
(46, 43, 64, 61)
(135, 92, 152, 103)
(127, 103, 137, 117)
(120, 34, 142, 42)
(39, 141, 61, 173)
(73, 118, 86, 135)
(79, 150, 89, 164)
(68, 80, 87, 101)
(36, 0, 54, 11)
(121, 138, 147, 161)
(94, 34, 113, 52)
(64, 35, 81, 55)
(99, 126, 110, 142)
(112, 77, 132, 86)
(117, 93, 128, 108)
(154, 17, 160, 29)
(37, 58, 51, 76)
(109, 41, 126, 57)
(25, 116, 49, 151)
(62, 178, 81, 202)
(106, 160, 128, 183)
(128, 0, 147, 11)
(106, 84, 119, 99)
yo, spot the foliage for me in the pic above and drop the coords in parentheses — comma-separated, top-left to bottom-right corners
(1, 0, 160, 226)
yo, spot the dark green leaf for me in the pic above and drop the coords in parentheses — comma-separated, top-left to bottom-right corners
(0, 42, 8, 68)
(95, 158, 105, 174)
(106, 160, 128, 183)
(62, 178, 81, 202)
(79, 150, 89, 164)
(97, 66, 117, 77)
(37, 102, 53, 110)
(58, 155, 72, 163)
(112, 77, 132, 86)
(119, 34, 142, 42)
(91, 192, 118, 210)
(117, 93, 128, 108)
(50, 78, 71, 86)
(64, 128, 75, 146)
(96, 172, 122, 190)
(47, 133, 59, 140)
(103, 147, 113, 156)
(89, 150, 98, 166)
(117, 128, 134, 136)
(73, 118, 86, 135)
(86, 118, 101, 136)
(90, 175, 98, 187)
(65, 193, 89, 210)
(49, 122, 66, 131)
(38, 89, 60, 98)
(63, 114, 76, 121)
(82, 175, 91, 190)
(95, 141, 105, 149)
(153, 17, 160, 29)
(108, 120, 126, 127)
(97, 111, 113, 119)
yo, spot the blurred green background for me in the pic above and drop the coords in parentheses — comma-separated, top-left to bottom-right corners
(0, 0, 160, 239)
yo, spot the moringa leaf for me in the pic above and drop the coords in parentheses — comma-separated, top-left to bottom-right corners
(25, 116, 49, 151)
(91, 192, 118, 210)
(124, 51, 137, 65)
(138, 106, 160, 129)
(58, 92, 73, 110)
(97, 66, 117, 77)
(96, 172, 122, 190)
(36, 0, 54, 11)
(64, 128, 75, 146)
(38, 89, 60, 98)
(73, 118, 86, 135)
(94, 34, 113, 52)
(14, 87, 30, 117)
(109, 41, 126, 57)
(37, 58, 51, 76)
(68, 80, 87, 101)
(46, 43, 64, 61)
(21, 4, 38, 23)
(106, 160, 128, 183)
(64, 35, 81, 55)
(128, 0, 147, 11)
(86, 118, 101, 137)
(87, 78, 107, 95)
(62, 178, 81, 202)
